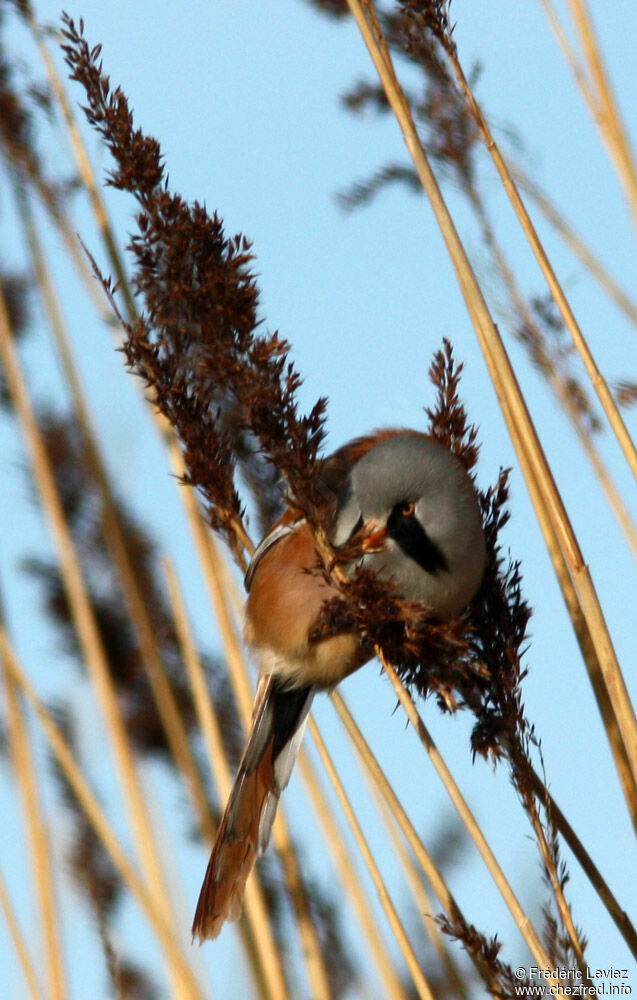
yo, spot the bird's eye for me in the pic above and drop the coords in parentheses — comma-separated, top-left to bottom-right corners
(398, 501, 415, 517)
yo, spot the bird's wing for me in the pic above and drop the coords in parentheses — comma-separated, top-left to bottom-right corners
(244, 517, 302, 592)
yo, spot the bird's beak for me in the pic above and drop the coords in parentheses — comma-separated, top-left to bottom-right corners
(360, 519, 387, 552)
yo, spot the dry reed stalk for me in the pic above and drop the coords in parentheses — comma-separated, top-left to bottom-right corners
(345, 0, 637, 802)
(0, 287, 202, 1000)
(328, 693, 529, 990)
(526, 807, 590, 975)
(1, 635, 67, 1000)
(506, 415, 637, 830)
(269, 811, 334, 1000)
(524, 766, 637, 957)
(492, 346, 637, 831)
(24, 174, 112, 324)
(343, 723, 470, 1000)
(376, 657, 596, 976)
(3, 148, 111, 329)
(0, 625, 205, 998)
(446, 51, 637, 482)
(467, 210, 637, 823)
(562, 0, 637, 227)
(565, 403, 637, 557)
(470, 187, 637, 557)
(0, 862, 47, 1000)
(536, 0, 600, 114)
(307, 717, 437, 1000)
(368, 781, 470, 1000)
(175, 491, 253, 725)
(23, 2, 137, 321)
(162, 560, 236, 807)
(331, 688, 552, 971)
(512, 161, 637, 328)
(206, 532, 247, 622)
(163, 557, 290, 1000)
(296, 748, 411, 1000)
(4, 10, 114, 322)
(15, 180, 217, 846)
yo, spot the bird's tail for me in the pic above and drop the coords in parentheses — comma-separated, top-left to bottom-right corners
(192, 673, 314, 941)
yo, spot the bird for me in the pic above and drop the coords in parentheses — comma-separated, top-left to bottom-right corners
(192, 428, 487, 940)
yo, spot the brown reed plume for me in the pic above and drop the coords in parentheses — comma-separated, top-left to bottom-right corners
(61, 15, 329, 569)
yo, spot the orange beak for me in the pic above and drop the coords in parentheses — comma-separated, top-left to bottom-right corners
(360, 520, 387, 552)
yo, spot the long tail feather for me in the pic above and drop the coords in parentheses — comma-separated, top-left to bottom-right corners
(192, 674, 314, 941)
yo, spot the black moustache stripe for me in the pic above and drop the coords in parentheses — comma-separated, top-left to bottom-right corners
(386, 507, 449, 576)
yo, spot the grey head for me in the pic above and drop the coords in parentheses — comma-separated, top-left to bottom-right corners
(332, 434, 487, 618)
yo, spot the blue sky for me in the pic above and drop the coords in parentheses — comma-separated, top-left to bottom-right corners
(1, 1, 636, 997)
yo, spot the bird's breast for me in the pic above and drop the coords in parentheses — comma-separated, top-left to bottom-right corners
(245, 523, 366, 688)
